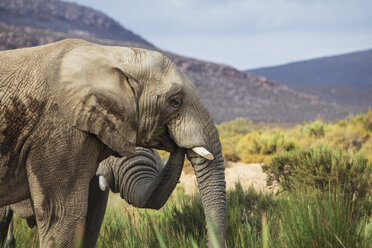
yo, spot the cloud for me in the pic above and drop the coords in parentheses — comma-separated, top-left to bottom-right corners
(73, 0, 372, 68)
(151, 30, 372, 69)
(80, 0, 372, 34)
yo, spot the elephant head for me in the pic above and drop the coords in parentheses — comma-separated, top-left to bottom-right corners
(50, 40, 226, 247)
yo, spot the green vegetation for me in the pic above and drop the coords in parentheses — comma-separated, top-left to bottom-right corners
(274, 189, 371, 248)
(8, 110, 372, 247)
(218, 109, 372, 163)
(262, 146, 372, 199)
(10, 183, 371, 247)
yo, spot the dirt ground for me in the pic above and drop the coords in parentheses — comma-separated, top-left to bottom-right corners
(178, 162, 268, 195)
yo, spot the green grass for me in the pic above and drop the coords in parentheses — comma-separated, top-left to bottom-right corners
(273, 189, 372, 248)
(9, 183, 371, 248)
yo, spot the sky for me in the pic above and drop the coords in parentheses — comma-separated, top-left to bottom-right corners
(72, 0, 372, 70)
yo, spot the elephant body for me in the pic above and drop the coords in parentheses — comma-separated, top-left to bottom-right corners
(0, 42, 110, 247)
(0, 39, 226, 247)
(0, 148, 185, 247)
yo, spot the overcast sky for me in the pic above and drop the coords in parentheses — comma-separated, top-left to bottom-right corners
(72, 0, 372, 70)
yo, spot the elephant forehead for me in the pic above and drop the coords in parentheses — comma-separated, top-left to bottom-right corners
(166, 67, 196, 93)
(121, 48, 165, 71)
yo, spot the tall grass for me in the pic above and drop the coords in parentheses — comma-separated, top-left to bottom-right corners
(273, 189, 372, 248)
(10, 183, 371, 247)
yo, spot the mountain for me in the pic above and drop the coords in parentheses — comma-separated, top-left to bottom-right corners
(0, 0, 353, 123)
(248, 50, 372, 109)
(0, 0, 153, 47)
(165, 53, 349, 122)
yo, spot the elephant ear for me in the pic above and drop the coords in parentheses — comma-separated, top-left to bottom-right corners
(49, 44, 140, 156)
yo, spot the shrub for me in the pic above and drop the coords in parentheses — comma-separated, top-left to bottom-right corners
(236, 131, 297, 163)
(235, 132, 267, 163)
(326, 123, 370, 154)
(220, 134, 242, 162)
(361, 138, 372, 162)
(217, 118, 254, 137)
(262, 146, 372, 201)
(342, 108, 372, 132)
(302, 120, 325, 138)
(362, 108, 372, 131)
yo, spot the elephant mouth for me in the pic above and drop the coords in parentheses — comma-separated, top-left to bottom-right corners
(147, 127, 214, 161)
(139, 126, 177, 152)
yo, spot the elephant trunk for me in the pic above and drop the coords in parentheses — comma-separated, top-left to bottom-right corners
(168, 99, 226, 247)
(187, 132, 226, 248)
(169, 102, 227, 248)
(120, 148, 185, 209)
(98, 147, 185, 210)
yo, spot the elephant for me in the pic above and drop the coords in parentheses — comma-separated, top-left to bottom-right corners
(0, 147, 185, 247)
(0, 199, 36, 248)
(0, 39, 226, 247)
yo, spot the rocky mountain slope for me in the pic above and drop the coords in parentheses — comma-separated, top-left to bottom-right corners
(0, 0, 153, 47)
(165, 53, 348, 122)
(0, 0, 352, 123)
(248, 50, 372, 110)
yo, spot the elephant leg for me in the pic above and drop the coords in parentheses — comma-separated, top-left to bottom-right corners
(0, 206, 13, 246)
(24, 128, 109, 247)
(26, 154, 92, 247)
(28, 175, 90, 247)
(82, 176, 109, 248)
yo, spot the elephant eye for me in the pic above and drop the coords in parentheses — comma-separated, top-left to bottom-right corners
(170, 98, 182, 108)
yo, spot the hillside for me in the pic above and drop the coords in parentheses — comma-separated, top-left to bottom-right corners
(0, 0, 353, 123)
(0, 0, 153, 47)
(165, 53, 349, 122)
(248, 50, 372, 109)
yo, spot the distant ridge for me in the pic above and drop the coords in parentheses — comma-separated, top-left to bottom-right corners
(0, 0, 354, 123)
(249, 49, 372, 87)
(248, 50, 372, 109)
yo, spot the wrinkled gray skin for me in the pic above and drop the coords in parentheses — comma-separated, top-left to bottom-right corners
(0, 39, 226, 247)
(0, 147, 185, 247)
(97, 147, 186, 209)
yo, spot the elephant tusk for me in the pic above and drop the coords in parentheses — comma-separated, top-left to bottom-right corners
(191, 147, 214, 160)
(99, 176, 109, 191)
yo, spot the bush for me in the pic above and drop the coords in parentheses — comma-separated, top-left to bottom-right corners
(302, 120, 325, 138)
(236, 131, 297, 163)
(220, 135, 242, 162)
(362, 138, 372, 162)
(327, 123, 370, 153)
(217, 118, 254, 137)
(362, 108, 372, 131)
(262, 146, 372, 201)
